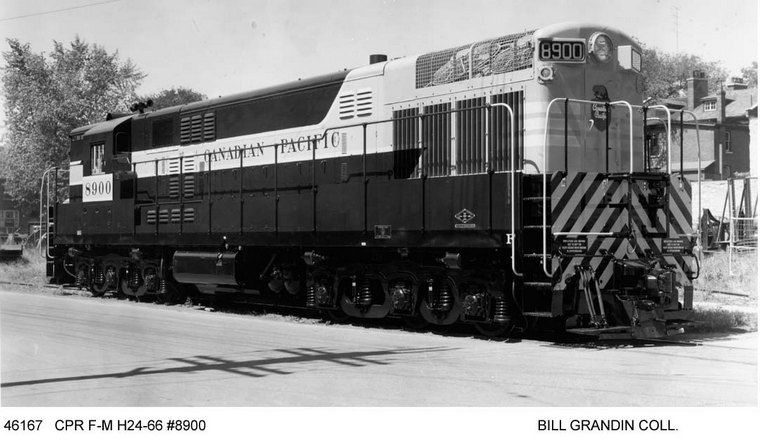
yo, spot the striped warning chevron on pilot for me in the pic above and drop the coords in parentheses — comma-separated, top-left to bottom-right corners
(550, 173, 629, 234)
(550, 172, 631, 290)
(548, 172, 696, 292)
(668, 175, 693, 236)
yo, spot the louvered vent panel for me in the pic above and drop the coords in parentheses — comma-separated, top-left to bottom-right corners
(158, 209, 169, 224)
(168, 176, 180, 198)
(182, 156, 196, 173)
(168, 158, 180, 174)
(456, 98, 486, 175)
(183, 176, 195, 198)
(203, 112, 215, 141)
(170, 208, 181, 223)
(183, 208, 195, 223)
(181, 112, 215, 144)
(180, 117, 192, 144)
(339, 91, 355, 119)
(489, 91, 523, 172)
(391, 108, 420, 179)
(191, 115, 203, 142)
(355, 89, 373, 117)
(146, 210, 157, 224)
(422, 103, 452, 177)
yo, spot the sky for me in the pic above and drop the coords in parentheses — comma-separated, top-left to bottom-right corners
(0, 0, 757, 131)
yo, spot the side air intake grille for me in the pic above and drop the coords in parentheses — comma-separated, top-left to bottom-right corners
(338, 89, 373, 119)
(181, 111, 216, 144)
(339, 92, 355, 119)
(355, 89, 373, 117)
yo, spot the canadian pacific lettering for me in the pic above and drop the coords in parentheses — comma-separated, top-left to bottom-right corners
(204, 134, 339, 163)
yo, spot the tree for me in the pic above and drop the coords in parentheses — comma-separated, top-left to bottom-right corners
(0, 37, 144, 212)
(639, 44, 728, 102)
(140, 87, 207, 110)
(741, 61, 757, 87)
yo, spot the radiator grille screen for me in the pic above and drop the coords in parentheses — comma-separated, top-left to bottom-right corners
(415, 30, 534, 88)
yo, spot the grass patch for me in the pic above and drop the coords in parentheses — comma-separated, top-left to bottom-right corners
(693, 251, 757, 301)
(691, 251, 757, 332)
(0, 251, 48, 287)
(691, 305, 757, 332)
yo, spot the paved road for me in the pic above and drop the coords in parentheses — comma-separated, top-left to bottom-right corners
(1, 288, 756, 406)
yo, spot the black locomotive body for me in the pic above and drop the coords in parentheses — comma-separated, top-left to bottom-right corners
(47, 22, 697, 338)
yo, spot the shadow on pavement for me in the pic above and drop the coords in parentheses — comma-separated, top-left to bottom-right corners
(0, 346, 456, 389)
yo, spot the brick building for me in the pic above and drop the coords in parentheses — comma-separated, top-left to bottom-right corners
(648, 72, 756, 180)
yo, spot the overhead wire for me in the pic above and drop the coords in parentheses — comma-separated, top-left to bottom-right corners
(0, 0, 121, 23)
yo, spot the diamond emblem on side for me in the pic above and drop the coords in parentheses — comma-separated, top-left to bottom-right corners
(454, 209, 476, 224)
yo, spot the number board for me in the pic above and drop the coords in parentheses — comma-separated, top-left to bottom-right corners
(82, 173, 114, 203)
(538, 39, 586, 63)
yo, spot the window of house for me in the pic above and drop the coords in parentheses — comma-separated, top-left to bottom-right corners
(1, 210, 19, 233)
(91, 143, 105, 175)
(703, 100, 716, 111)
(725, 131, 732, 153)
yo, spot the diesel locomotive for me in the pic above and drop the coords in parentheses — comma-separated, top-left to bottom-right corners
(45, 22, 698, 338)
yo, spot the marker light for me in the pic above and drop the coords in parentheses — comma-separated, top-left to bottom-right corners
(538, 65, 554, 82)
(588, 32, 613, 63)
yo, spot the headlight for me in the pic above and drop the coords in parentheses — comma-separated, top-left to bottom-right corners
(588, 32, 613, 63)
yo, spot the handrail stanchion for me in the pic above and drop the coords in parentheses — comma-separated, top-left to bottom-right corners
(605, 102, 610, 174)
(239, 148, 244, 235)
(542, 98, 563, 278)
(39, 166, 57, 258)
(642, 106, 649, 172)
(362, 123, 368, 235)
(680, 110, 684, 177)
(678, 110, 703, 251)
(608, 101, 634, 173)
(154, 159, 159, 236)
(312, 138, 318, 233)
(564, 98, 568, 173)
(491, 103, 522, 277)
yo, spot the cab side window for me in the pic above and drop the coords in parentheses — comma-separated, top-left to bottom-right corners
(91, 143, 105, 175)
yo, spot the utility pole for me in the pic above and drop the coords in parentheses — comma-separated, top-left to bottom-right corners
(672, 5, 680, 52)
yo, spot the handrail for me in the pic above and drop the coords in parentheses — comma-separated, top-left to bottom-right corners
(645, 117, 668, 171)
(676, 110, 702, 250)
(39, 166, 58, 258)
(608, 100, 634, 173)
(646, 105, 672, 174)
(540, 98, 635, 278)
(490, 103, 522, 277)
(128, 104, 502, 170)
(538, 99, 705, 277)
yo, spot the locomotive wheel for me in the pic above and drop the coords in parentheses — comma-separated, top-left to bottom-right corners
(89, 280, 108, 297)
(419, 276, 461, 326)
(90, 257, 120, 297)
(89, 263, 107, 297)
(120, 277, 147, 298)
(474, 321, 514, 338)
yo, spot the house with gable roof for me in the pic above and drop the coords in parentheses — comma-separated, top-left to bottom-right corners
(647, 71, 756, 180)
